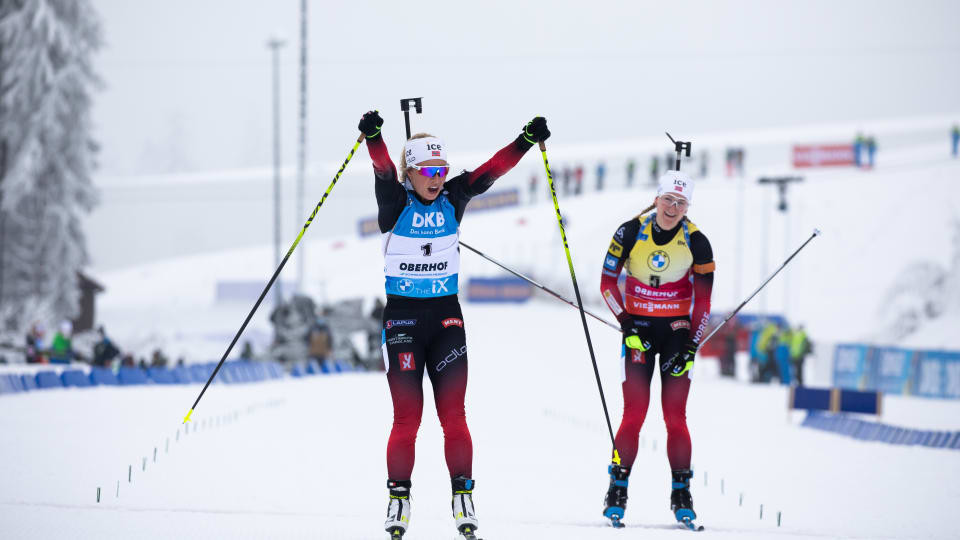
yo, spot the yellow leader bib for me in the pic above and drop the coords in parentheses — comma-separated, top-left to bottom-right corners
(623, 213, 697, 317)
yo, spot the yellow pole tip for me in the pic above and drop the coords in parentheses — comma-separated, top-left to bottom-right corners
(183, 410, 193, 424)
(612, 450, 622, 466)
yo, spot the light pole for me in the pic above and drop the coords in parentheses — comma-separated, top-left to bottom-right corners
(295, 0, 308, 294)
(267, 36, 286, 309)
(758, 175, 804, 318)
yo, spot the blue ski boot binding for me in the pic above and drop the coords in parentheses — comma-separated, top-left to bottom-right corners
(603, 464, 630, 528)
(671, 469, 703, 531)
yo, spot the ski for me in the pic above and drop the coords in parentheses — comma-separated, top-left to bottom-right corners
(607, 516, 626, 528)
(387, 526, 404, 538)
(677, 516, 705, 532)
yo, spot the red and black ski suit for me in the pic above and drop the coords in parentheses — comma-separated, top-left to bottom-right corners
(600, 213, 714, 470)
(366, 129, 534, 481)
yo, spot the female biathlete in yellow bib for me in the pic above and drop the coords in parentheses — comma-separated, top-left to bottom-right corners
(598, 170, 715, 528)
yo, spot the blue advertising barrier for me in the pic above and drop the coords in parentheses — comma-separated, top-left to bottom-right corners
(36, 371, 63, 389)
(789, 387, 882, 415)
(833, 343, 870, 391)
(913, 350, 960, 399)
(0, 359, 351, 399)
(61, 370, 92, 388)
(803, 410, 959, 451)
(833, 344, 960, 399)
(91, 367, 119, 386)
(870, 347, 914, 395)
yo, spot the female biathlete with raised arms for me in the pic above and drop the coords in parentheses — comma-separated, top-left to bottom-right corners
(598, 170, 715, 528)
(357, 110, 550, 539)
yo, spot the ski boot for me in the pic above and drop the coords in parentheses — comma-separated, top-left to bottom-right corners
(384, 479, 411, 538)
(603, 464, 630, 528)
(671, 469, 703, 531)
(451, 475, 481, 539)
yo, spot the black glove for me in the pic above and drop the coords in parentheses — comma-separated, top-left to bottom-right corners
(661, 340, 697, 377)
(621, 318, 650, 351)
(522, 116, 550, 144)
(358, 110, 383, 138)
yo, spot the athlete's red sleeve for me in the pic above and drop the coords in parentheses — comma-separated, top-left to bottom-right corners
(365, 134, 397, 183)
(690, 272, 713, 347)
(462, 136, 533, 194)
(600, 269, 627, 324)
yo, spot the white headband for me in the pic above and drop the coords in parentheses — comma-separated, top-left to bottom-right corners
(657, 170, 694, 203)
(404, 137, 447, 167)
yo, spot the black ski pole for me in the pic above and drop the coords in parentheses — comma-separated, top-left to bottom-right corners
(183, 133, 365, 424)
(459, 240, 619, 331)
(699, 228, 821, 348)
(538, 140, 622, 466)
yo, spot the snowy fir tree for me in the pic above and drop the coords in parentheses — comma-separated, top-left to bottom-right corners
(0, 0, 102, 335)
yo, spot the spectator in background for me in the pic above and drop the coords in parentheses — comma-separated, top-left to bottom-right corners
(649, 155, 659, 185)
(865, 135, 877, 169)
(754, 320, 779, 383)
(952, 124, 959, 157)
(137, 357, 148, 370)
(49, 320, 73, 364)
(853, 132, 865, 167)
(121, 353, 135, 367)
(529, 173, 538, 203)
(25, 322, 45, 364)
(789, 324, 812, 386)
(774, 326, 792, 384)
(150, 348, 169, 368)
(92, 326, 120, 367)
(562, 165, 572, 196)
(664, 151, 674, 173)
(699, 150, 709, 178)
(572, 164, 583, 195)
(308, 316, 332, 367)
(626, 158, 636, 188)
(240, 340, 255, 360)
(596, 161, 606, 192)
(176, 356, 185, 367)
(719, 319, 738, 378)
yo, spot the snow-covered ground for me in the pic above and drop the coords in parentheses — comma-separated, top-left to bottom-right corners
(2, 303, 960, 539)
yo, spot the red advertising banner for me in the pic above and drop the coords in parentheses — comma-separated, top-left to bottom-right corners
(792, 144, 855, 168)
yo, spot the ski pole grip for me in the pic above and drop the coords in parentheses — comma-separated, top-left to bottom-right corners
(356, 133, 364, 143)
(538, 141, 546, 151)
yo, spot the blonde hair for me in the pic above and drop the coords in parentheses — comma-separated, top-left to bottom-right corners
(397, 132, 436, 182)
(635, 202, 656, 221)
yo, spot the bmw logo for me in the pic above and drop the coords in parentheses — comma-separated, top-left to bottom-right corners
(398, 279, 413, 292)
(647, 250, 670, 271)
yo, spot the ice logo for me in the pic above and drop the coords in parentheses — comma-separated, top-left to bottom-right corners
(398, 279, 413, 292)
